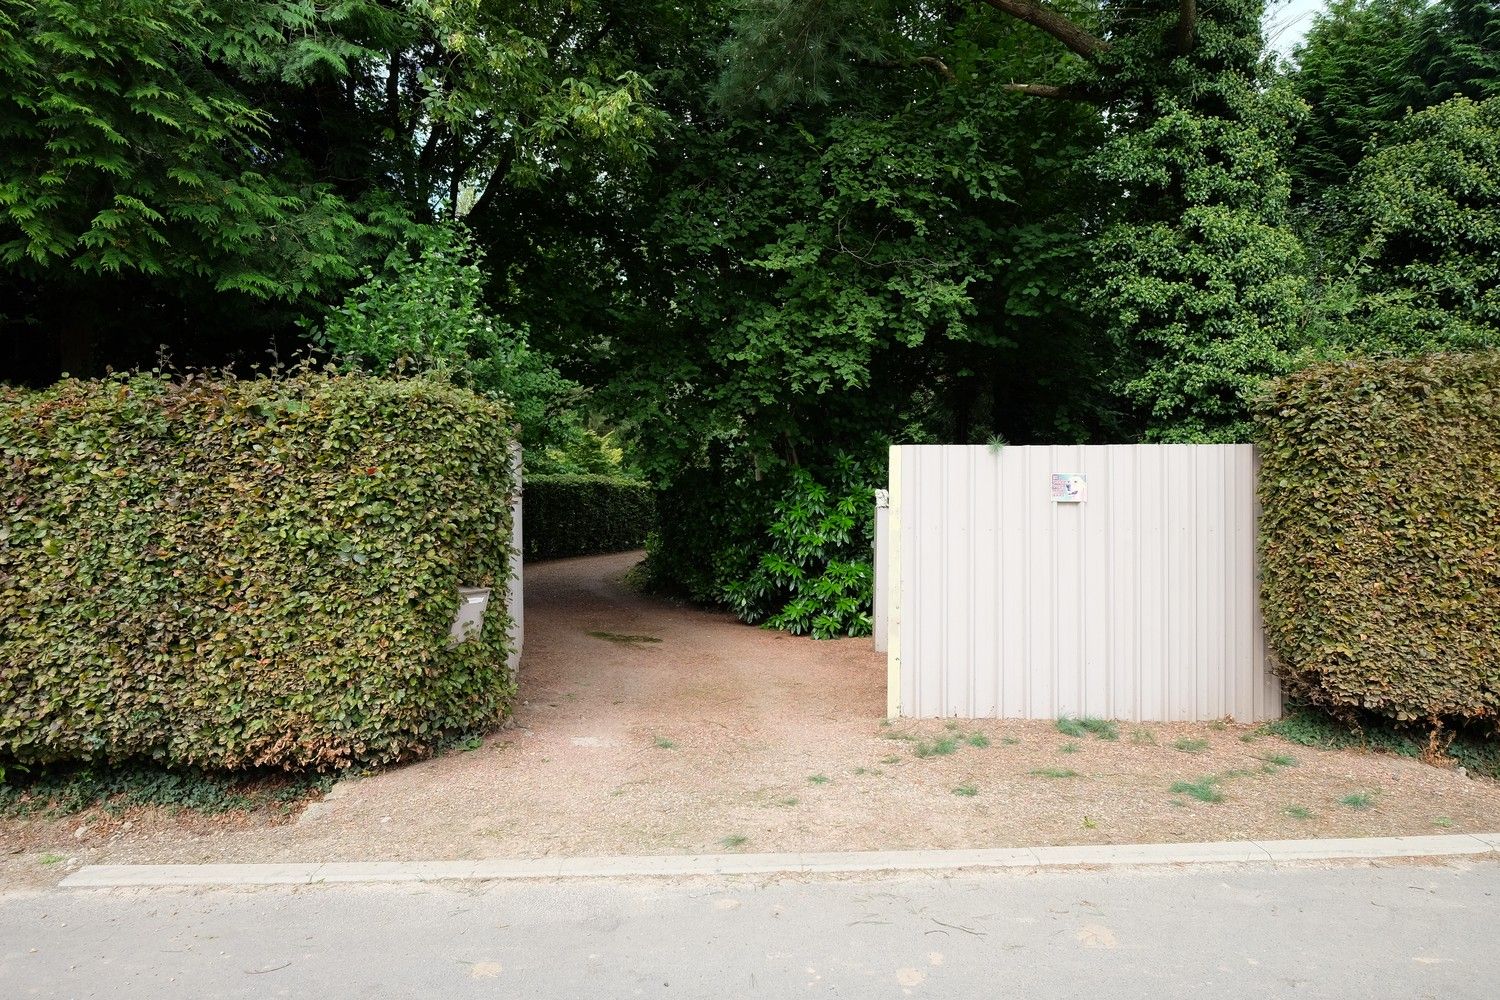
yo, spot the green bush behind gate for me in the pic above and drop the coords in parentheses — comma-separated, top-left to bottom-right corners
(523, 474, 653, 560)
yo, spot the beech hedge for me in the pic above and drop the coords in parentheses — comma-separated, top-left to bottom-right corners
(523, 474, 653, 560)
(0, 372, 518, 771)
(1256, 353, 1500, 729)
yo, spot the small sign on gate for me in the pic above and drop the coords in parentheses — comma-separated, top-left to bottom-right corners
(1050, 473, 1087, 503)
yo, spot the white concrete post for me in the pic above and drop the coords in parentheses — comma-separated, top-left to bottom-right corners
(506, 441, 524, 677)
(873, 489, 889, 653)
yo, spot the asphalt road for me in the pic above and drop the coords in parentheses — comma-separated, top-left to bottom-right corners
(2, 860, 1495, 999)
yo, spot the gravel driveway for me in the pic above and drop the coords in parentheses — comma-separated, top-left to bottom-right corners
(6, 550, 1499, 872)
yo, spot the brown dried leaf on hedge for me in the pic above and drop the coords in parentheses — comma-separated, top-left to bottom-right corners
(0, 371, 518, 771)
(1255, 352, 1500, 731)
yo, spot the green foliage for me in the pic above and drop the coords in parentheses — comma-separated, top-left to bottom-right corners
(0, 0, 376, 293)
(1256, 353, 1500, 731)
(1089, 1, 1317, 442)
(1056, 716, 1118, 740)
(314, 225, 612, 467)
(1264, 706, 1500, 780)
(523, 474, 654, 561)
(0, 761, 332, 818)
(1331, 97, 1500, 351)
(719, 460, 876, 639)
(1170, 777, 1225, 803)
(1288, 0, 1500, 196)
(2, 0, 666, 377)
(0, 371, 518, 771)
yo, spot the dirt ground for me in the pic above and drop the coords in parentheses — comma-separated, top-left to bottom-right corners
(4, 550, 1499, 882)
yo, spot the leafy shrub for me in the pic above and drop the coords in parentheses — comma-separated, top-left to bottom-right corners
(523, 474, 654, 560)
(0, 371, 518, 772)
(1256, 352, 1500, 731)
(720, 458, 875, 639)
(314, 225, 620, 475)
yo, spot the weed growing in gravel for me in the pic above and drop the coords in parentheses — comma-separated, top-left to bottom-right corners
(1173, 738, 1210, 754)
(1340, 791, 1376, 811)
(720, 834, 748, 849)
(1433, 816, 1453, 828)
(1130, 728, 1157, 746)
(1207, 720, 1228, 732)
(1000, 736, 1020, 746)
(1285, 805, 1314, 820)
(1056, 717, 1088, 738)
(913, 736, 961, 758)
(1082, 816, 1098, 829)
(778, 797, 799, 807)
(880, 754, 902, 765)
(966, 733, 991, 749)
(952, 783, 978, 797)
(653, 736, 676, 750)
(1170, 777, 1224, 803)
(808, 774, 830, 785)
(1059, 742, 1081, 754)
(1057, 717, 1119, 741)
(1031, 767, 1078, 779)
(1261, 753, 1297, 768)
(37, 853, 64, 865)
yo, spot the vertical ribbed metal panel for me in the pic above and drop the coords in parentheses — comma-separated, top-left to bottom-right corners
(886, 444, 1280, 722)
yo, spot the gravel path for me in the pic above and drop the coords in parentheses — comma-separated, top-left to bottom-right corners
(5, 549, 1499, 879)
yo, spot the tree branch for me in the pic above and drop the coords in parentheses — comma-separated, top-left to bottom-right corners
(1001, 82, 1097, 101)
(1173, 0, 1197, 54)
(858, 55, 957, 82)
(977, 0, 1109, 59)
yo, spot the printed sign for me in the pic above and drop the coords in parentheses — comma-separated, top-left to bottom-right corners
(1050, 473, 1087, 503)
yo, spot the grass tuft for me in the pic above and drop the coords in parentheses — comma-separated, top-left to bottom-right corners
(1261, 753, 1297, 768)
(1059, 741, 1081, 754)
(1057, 717, 1119, 741)
(952, 783, 978, 797)
(1031, 767, 1078, 779)
(1285, 805, 1314, 820)
(1340, 791, 1376, 811)
(720, 834, 748, 849)
(1130, 728, 1157, 746)
(807, 773, 830, 785)
(966, 733, 991, 749)
(913, 735, 961, 758)
(653, 736, 676, 750)
(1169, 777, 1224, 803)
(1172, 738, 1210, 754)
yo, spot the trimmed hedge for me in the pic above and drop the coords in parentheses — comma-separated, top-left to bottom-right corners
(0, 372, 518, 771)
(1256, 353, 1500, 729)
(524, 474, 653, 560)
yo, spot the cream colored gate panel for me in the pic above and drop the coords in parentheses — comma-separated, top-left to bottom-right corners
(886, 444, 1279, 722)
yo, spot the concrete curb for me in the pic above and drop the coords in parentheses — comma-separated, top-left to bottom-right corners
(59, 833, 1500, 889)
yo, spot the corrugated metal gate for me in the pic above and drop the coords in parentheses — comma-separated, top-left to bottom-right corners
(879, 444, 1281, 722)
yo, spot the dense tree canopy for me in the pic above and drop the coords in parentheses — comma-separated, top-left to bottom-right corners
(4, 0, 1498, 631)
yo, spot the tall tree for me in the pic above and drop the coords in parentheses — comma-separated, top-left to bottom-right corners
(0, 0, 662, 381)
